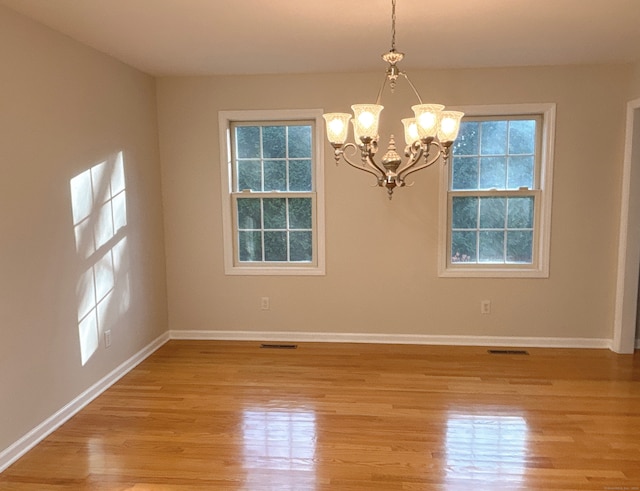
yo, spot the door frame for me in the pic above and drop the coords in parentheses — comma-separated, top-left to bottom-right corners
(613, 97, 640, 353)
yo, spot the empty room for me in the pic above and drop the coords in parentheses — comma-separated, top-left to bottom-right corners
(1, 0, 640, 489)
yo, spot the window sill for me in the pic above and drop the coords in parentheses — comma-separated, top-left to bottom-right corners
(438, 265, 549, 279)
(224, 265, 326, 276)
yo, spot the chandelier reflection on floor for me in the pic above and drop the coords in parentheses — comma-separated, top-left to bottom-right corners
(323, 0, 464, 199)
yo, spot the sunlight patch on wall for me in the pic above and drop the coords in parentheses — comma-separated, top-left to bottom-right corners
(445, 413, 529, 487)
(242, 409, 317, 490)
(70, 151, 130, 366)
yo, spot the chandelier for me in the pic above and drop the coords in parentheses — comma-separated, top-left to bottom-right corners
(323, 0, 464, 199)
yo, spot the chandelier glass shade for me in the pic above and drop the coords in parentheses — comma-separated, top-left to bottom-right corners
(323, 0, 464, 198)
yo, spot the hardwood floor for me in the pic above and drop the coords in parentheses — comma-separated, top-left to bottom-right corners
(1, 340, 639, 490)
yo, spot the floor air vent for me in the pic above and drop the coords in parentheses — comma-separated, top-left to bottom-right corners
(260, 343, 298, 349)
(488, 349, 529, 355)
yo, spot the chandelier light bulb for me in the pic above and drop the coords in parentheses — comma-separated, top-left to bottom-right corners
(401, 118, 419, 145)
(437, 111, 465, 143)
(351, 104, 384, 140)
(412, 104, 445, 139)
(323, 113, 352, 145)
(330, 118, 344, 134)
(419, 113, 436, 132)
(359, 112, 375, 129)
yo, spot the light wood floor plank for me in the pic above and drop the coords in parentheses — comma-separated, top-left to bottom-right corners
(1, 341, 639, 490)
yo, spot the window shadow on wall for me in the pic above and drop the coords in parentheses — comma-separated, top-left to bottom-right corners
(69, 151, 130, 366)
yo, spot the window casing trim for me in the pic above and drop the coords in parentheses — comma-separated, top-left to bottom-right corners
(438, 103, 556, 278)
(219, 109, 326, 276)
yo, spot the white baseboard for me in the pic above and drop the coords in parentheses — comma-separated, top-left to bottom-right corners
(0, 332, 170, 474)
(169, 330, 612, 349)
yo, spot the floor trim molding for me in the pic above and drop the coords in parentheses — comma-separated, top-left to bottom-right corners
(169, 330, 612, 349)
(0, 332, 170, 473)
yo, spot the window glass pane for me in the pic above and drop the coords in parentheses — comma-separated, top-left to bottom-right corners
(452, 156, 479, 190)
(289, 198, 312, 229)
(507, 156, 534, 189)
(446, 114, 544, 272)
(237, 160, 262, 191)
(263, 198, 286, 229)
(479, 156, 507, 189)
(263, 126, 286, 159)
(289, 159, 312, 191)
(506, 230, 533, 263)
(479, 231, 505, 263)
(508, 120, 536, 154)
(288, 126, 312, 158)
(451, 231, 477, 262)
(228, 116, 319, 270)
(237, 198, 261, 229)
(264, 231, 287, 261)
(290, 231, 312, 262)
(239, 231, 262, 262)
(236, 126, 261, 159)
(264, 160, 286, 191)
(507, 197, 534, 229)
(479, 197, 506, 229)
(452, 122, 479, 156)
(480, 121, 507, 155)
(452, 197, 478, 229)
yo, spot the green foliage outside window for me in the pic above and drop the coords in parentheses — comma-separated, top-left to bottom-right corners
(233, 123, 314, 264)
(450, 119, 537, 265)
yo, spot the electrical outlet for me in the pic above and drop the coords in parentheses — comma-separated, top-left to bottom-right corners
(261, 297, 270, 310)
(104, 330, 112, 348)
(481, 300, 491, 314)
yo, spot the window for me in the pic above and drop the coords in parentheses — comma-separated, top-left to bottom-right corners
(219, 109, 325, 275)
(439, 104, 555, 277)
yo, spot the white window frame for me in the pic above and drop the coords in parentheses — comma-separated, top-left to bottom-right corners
(438, 103, 556, 278)
(219, 109, 326, 276)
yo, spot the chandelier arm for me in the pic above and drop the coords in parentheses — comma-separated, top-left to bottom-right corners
(375, 73, 389, 105)
(338, 144, 385, 183)
(395, 142, 424, 176)
(398, 142, 444, 184)
(400, 72, 423, 104)
(363, 152, 389, 179)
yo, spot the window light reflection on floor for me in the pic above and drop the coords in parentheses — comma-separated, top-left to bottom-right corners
(242, 409, 317, 491)
(445, 413, 529, 487)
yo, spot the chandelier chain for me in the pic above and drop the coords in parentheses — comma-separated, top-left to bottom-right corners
(391, 0, 397, 51)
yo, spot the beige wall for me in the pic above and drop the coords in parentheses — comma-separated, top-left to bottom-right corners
(157, 64, 630, 341)
(632, 61, 640, 99)
(0, 6, 167, 452)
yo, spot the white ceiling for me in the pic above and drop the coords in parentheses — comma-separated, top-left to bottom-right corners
(2, 0, 640, 76)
